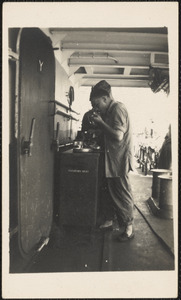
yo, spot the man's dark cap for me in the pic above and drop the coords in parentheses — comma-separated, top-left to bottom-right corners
(90, 80, 111, 101)
(90, 88, 109, 100)
(94, 80, 111, 92)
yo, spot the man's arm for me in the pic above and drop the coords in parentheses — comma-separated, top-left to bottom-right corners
(92, 113, 124, 142)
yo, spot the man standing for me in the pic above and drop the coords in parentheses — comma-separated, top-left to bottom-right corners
(82, 80, 113, 132)
(90, 82, 134, 242)
(81, 80, 113, 149)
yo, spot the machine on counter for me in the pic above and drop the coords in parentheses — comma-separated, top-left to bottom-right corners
(73, 129, 104, 153)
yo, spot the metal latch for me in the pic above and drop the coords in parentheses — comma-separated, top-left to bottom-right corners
(21, 118, 36, 156)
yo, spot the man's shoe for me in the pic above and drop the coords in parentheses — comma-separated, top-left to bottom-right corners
(99, 220, 113, 230)
(117, 231, 135, 242)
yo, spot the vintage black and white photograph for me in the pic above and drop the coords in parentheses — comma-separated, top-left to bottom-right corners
(2, 2, 178, 298)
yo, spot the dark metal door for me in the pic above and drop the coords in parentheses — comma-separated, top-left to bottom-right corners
(18, 28, 55, 254)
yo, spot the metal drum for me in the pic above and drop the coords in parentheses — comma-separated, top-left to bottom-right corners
(151, 169, 171, 201)
(158, 174, 173, 219)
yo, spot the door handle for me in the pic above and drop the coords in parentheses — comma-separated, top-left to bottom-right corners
(22, 118, 36, 156)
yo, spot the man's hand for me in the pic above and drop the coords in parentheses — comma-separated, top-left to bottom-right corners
(91, 112, 103, 125)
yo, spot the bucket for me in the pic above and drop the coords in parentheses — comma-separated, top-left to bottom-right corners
(151, 169, 171, 201)
(158, 174, 173, 219)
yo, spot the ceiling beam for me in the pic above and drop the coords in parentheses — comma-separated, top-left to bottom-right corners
(61, 43, 168, 54)
(124, 67, 131, 76)
(50, 28, 167, 34)
(50, 30, 167, 43)
(81, 80, 149, 88)
(69, 62, 150, 69)
(82, 74, 149, 79)
(62, 48, 167, 56)
(82, 81, 149, 87)
(82, 78, 149, 82)
(84, 66, 93, 75)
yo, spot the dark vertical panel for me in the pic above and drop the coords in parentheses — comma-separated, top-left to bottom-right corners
(18, 28, 55, 254)
(59, 151, 100, 226)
